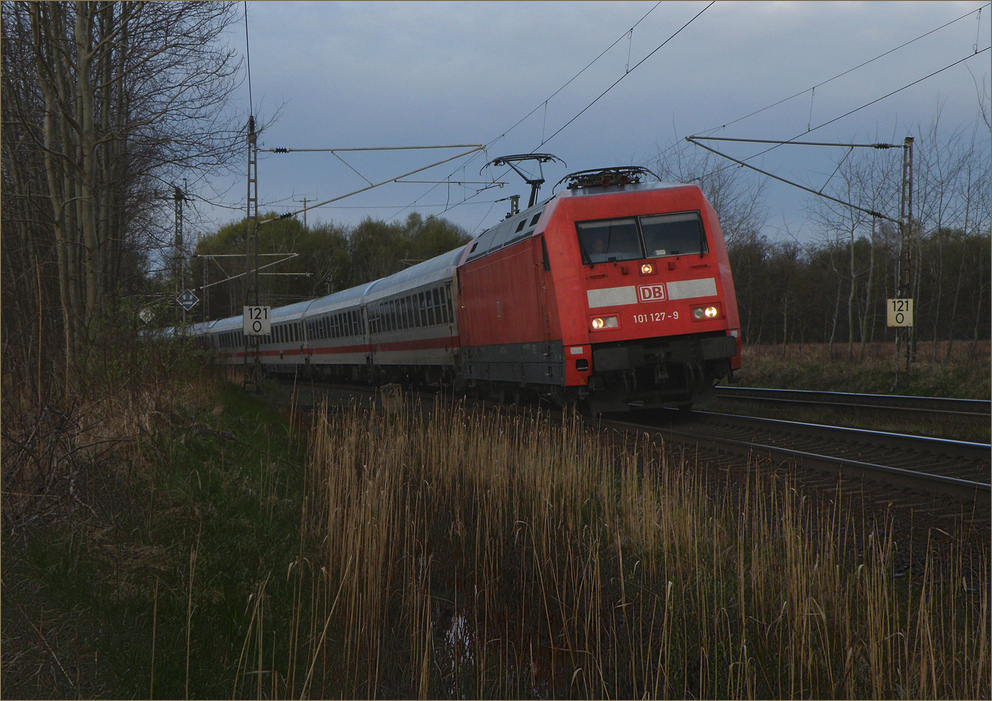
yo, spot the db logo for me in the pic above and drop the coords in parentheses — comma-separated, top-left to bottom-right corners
(637, 284, 666, 302)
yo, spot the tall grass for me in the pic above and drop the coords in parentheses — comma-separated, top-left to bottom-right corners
(285, 396, 989, 699)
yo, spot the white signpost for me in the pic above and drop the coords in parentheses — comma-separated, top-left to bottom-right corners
(886, 298, 914, 327)
(243, 305, 271, 336)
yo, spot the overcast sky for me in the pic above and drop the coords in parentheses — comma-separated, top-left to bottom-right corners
(189, 1, 991, 245)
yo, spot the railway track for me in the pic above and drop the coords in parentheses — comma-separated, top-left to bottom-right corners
(713, 386, 991, 432)
(601, 408, 990, 525)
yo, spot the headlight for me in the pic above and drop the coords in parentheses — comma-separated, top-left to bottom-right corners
(692, 305, 721, 320)
(640, 263, 655, 275)
(590, 315, 619, 330)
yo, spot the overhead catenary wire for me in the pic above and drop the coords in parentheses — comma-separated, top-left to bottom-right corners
(696, 2, 991, 137)
(685, 136, 900, 224)
(259, 146, 485, 225)
(686, 45, 991, 191)
(393, 2, 667, 229)
(536, 1, 714, 151)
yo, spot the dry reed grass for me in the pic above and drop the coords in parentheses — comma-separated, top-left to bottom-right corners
(265, 394, 990, 699)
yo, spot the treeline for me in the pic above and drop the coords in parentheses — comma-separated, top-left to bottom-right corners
(728, 227, 990, 357)
(2, 2, 244, 402)
(188, 212, 471, 322)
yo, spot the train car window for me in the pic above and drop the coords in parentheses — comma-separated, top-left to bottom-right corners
(441, 284, 451, 324)
(576, 218, 642, 264)
(530, 212, 542, 226)
(640, 212, 707, 258)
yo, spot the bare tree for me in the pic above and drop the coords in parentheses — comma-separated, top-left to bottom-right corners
(912, 114, 992, 360)
(807, 144, 899, 360)
(2, 1, 244, 397)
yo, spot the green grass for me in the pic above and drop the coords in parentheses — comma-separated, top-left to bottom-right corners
(1, 368, 309, 699)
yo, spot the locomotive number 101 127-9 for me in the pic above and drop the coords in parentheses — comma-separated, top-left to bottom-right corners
(633, 311, 678, 324)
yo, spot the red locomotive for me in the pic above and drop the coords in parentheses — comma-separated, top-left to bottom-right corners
(191, 164, 740, 413)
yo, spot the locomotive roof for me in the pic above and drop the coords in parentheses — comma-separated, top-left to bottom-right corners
(557, 179, 696, 198)
(464, 201, 547, 263)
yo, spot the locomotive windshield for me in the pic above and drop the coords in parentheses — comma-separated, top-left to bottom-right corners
(641, 212, 707, 258)
(577, 211, 707, 264)
(577, 218, 640, 264)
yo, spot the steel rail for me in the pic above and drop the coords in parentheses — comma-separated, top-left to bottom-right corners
(599, 411, 991, 504)
(714, 386, 991, 424)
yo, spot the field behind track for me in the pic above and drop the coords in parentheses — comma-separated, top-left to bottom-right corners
(736, 340, 990, 399)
